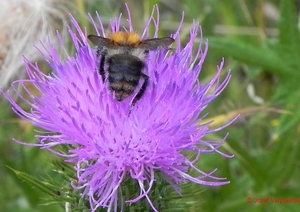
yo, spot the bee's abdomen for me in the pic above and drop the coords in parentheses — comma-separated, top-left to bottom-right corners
(109, 81, 136, 101)
(107, 54, 144, 101)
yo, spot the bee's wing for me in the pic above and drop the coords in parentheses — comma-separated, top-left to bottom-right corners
(88, 35, 113, 48)
(139, 37, 175, 50)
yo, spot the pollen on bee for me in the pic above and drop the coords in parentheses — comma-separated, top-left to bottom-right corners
(109, 32, 141, 46)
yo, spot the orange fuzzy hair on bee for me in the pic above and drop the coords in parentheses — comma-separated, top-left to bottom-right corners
(109, 32, 141, 46)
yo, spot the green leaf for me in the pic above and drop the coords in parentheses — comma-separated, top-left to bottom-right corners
(208, 38, 294, 79)
(267, 97, 300, 186)
(226, 139, 268, 186)
(279, 0, 300, 59)
(270, 136, 300, 187)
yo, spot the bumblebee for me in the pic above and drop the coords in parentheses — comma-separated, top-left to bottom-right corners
(88, 31, 174, 106)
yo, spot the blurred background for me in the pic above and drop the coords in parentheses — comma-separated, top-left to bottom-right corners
(0, 0, 299, 211)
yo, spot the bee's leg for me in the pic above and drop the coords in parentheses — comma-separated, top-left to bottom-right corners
(131, 73, 149, 107)
(96, 48, 106, 82)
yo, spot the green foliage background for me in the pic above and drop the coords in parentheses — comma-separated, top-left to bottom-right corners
(1, 0, 300, 211)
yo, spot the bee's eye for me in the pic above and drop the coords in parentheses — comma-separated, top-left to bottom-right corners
(144, 50, 149, 54)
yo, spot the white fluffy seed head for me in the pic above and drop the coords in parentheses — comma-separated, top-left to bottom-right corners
(0, 0, 73, 89)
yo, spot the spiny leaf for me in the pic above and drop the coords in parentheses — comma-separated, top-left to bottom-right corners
(7, 166, 58, 197)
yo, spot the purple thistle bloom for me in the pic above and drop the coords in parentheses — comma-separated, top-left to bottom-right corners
(3, 5, 233, 212)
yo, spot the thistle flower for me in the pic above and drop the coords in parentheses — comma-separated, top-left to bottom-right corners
(3, 5, 233, 212)
(0, 0, 72, 88)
